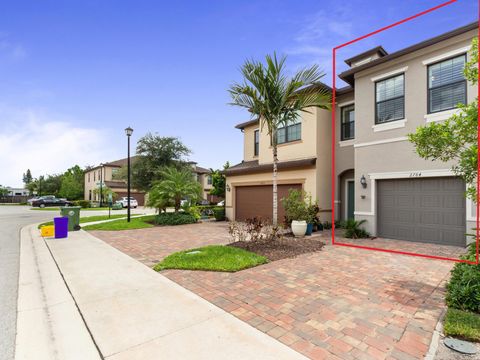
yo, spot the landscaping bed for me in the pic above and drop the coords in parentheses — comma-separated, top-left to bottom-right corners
(229, 236, 324, 261)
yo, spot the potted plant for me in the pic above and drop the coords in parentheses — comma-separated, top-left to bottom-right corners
(281, 189, 310, 237)
(305, 201, 319, 236)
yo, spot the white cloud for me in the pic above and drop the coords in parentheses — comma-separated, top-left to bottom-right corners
(0, 105, 119, 187)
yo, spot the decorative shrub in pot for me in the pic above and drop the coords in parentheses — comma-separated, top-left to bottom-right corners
(291, 220, 308, 237)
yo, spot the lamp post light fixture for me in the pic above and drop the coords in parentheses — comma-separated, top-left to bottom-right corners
(125, 126, 134, 222)
(360, 175, 368, 189)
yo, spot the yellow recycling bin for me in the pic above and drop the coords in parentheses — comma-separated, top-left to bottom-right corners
(40, 225, 54, 237)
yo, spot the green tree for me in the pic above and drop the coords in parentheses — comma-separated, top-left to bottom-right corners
(92, 186, 117, 203)
(116, 134, 192, 191)
(0, 185, 8, 197)
(59, 165, 84, 200)
(149, 167, 201, 212)
(408, 38, 478, 200)
(209, 162, 229, 198)
(23, 169, 33, 186)
(229, 53, 331, 225)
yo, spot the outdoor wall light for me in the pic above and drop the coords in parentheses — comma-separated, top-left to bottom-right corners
(226, 184, 231, 192)
(360, 175, 367, 189)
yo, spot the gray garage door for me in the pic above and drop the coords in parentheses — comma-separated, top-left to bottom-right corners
(377, 177, 466, 246)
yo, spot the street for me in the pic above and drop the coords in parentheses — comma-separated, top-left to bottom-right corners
(0, 206, 51, 360)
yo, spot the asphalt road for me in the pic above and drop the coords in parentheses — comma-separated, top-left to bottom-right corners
(0, 206, 51, 360)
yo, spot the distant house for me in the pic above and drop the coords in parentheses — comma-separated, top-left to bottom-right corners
(84, 157, 146, 206)
(189, 162, 222, 204)
(7, 187, 29, 196)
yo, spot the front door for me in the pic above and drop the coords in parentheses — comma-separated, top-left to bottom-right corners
(347, 181, 355, 220)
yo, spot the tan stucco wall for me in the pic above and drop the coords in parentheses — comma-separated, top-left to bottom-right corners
(225, 167, 319, 221)
(84, 166, 122, 201)
(243, 124, 259, 161)
(315, 108, 333, 216)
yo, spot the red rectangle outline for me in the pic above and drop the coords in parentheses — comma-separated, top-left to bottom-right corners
(331, 0, 480, 265)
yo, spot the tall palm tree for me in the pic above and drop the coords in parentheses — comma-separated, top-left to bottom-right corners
(152, 167, 202, 213)
(229, 53, 331, 226)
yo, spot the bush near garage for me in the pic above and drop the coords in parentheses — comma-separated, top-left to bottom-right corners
(213, 207, 225, 221)
(446, 243, 480, 313)
(73, 200, 91, 208)
(154, 212, 197, 226)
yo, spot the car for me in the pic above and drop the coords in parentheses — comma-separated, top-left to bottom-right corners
(27, 196, 40, 205)
(217, 200, 225, 206)
(31, 195, 73, 208)
(116, 197, 138, 208)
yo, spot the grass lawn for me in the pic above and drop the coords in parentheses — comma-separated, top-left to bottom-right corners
(37, 214, 127, 229)
(82, 215, 156, 231)
(153, 245, 268, 272)
(444, 308, 480, 342)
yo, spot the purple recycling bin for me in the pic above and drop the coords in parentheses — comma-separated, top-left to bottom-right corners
(54, 217, 68, 239)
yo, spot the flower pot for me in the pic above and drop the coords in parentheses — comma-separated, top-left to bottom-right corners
(305, 223, 313, 236)
(291, 220, 307, 237)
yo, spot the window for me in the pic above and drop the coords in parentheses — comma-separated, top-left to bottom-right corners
(375, 74, 404, 124)
(88, 173, 90, 182)
(428, 54, 466, 114)
(341, 105, 355, 140)
(207, 175, 212, 185)
(277, 119, 301, 144)
(94, 172, 96, 181)
(254, 130, 259, 156)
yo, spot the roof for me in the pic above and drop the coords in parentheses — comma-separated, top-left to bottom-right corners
(344, 46, 388, 66)
(224, 157, 316, 176)
(235, 118, 259, 130)
(339, 21, 478, 85)
(194, 166, 210, 174)
(104, 180, 127, 189)
(88, 156, 138, 171)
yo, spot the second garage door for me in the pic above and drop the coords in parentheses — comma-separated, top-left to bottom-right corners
(377, 177, 466, 246)
(235, 184, 302, 221)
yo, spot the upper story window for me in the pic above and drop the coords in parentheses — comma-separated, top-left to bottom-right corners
(88, 173, 90, 182)
(94, 171, 96, 182)
(254, 130, 259, 156)
(277, 119, 301, 144)
(375, 74, 404, 124)
(341, 105, 355, 140)
(207, 175, 212, 185)
(428, 54, 466, 114)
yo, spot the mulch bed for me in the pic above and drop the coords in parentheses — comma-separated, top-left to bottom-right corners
(228, 237, 325, 262)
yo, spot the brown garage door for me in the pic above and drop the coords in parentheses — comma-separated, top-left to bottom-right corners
(235, 184, 302, 222)
(377, 177, 465, 246)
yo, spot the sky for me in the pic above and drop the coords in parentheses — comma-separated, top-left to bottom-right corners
(0, 0, 477, 187)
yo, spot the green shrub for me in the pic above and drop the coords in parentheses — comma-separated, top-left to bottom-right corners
(74, 200, 91, 208)
(281, 189, 309, 225)
(335, 220, 346, 229)
(322, 221, 332, 230)
(213, 207, 225, 221)
(446, 244, 480, 313)
(185, 206, 201, 220)
(154, 212, 197, 226)
(344, 219, 370, 239)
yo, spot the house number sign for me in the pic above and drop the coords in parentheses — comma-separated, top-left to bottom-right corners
(409, 172, 422, 177)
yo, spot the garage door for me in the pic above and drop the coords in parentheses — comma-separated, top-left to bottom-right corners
(377, 177, 465, 246)
(235, 184, 302, 221)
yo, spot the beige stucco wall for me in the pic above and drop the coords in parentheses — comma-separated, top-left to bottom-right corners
(225, 167, 318, 221)
(352, 29, 477, 237)
(243, 124, 259, 161)
(84, 166, 122, 201)
(315, 108, 333, 217)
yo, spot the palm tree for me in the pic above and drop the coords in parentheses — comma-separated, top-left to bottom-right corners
(229, 53, 331, 226)
(152, 167, 202, 213)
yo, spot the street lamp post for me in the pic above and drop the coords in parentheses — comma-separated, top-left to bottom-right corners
(125, 126, 134, 222)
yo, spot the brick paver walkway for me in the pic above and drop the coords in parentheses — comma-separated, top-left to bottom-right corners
(91, 223, 466, 360)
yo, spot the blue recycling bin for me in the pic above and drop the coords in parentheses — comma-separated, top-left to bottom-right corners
(54, 217, 68, 239)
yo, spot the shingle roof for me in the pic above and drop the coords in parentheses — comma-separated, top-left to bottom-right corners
(234, 118, 260, 130)
(344, 46, 388, 66)
(225, 158, 316, 176)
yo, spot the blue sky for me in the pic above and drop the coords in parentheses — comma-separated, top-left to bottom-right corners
(0, 0, 477, 187)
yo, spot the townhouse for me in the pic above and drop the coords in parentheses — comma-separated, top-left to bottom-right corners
(225, 21, 478, 246)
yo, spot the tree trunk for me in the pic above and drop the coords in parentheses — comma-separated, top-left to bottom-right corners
(272, 144, 278, 227)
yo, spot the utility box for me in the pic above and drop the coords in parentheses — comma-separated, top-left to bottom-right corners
(60, 206, 81, 231)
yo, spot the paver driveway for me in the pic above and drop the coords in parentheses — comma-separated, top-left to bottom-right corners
(91, 223, 465, 360)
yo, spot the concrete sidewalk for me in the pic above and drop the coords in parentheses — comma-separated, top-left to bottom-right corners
(24, 226, 306, 359)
